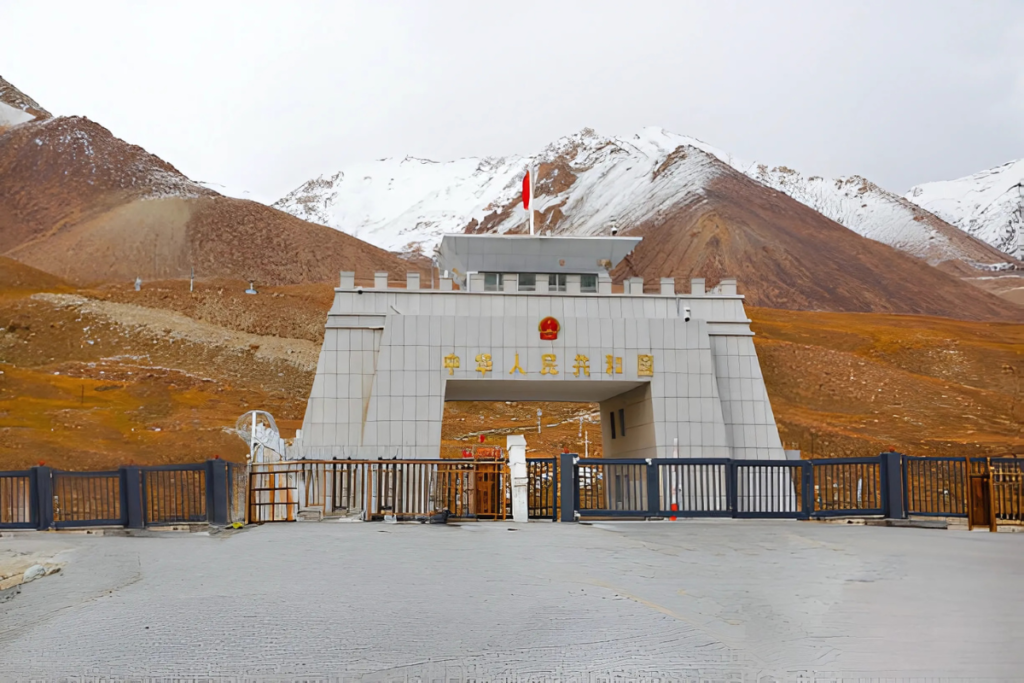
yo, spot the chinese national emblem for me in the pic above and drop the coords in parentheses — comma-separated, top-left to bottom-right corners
(538, 316, 560, 341)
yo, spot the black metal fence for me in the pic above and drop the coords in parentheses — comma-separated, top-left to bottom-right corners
(143, 465, 207, 525)
(567, 453, 1022, 522)
(52, 470, 124, 528)
(0, 459, 242, 531)
(658, 459, 731, 517)
(5, 453, 1021, 530)
(810, 457, 884, 516)
(0, 470, 35, 529)
(903, 456, 967, 517)
(526, 457, 558, 520)
(734, 461, 807, 518)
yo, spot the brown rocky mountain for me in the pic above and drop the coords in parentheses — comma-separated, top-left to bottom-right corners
(0, 78, 411, 286)
(612, 166, 1022, 320)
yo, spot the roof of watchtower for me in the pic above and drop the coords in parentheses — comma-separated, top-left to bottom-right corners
(436, 233, 642, 281)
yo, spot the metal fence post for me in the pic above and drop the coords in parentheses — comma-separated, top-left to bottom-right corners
(207, 459, 229, 525)
(31, 466, 53, 530)
(551, 458, 559, 522)
(881, 451, 906, 519)
(726, 460, 738, 517)
(559, 452, 576, 522)
(646, 459, 660, 518)
(801, 461, 814, 519)
(122, 466, 144, 529)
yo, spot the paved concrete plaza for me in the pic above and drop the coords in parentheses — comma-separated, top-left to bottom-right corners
(1, 520, 1021, 680)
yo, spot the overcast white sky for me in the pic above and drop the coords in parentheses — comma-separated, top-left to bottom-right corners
(2, 0, 1022, 202)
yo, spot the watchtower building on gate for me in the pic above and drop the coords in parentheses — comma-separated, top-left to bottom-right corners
(295, 234, 785, 461)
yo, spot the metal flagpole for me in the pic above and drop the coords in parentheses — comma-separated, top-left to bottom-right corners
(529, 168, 535, 235)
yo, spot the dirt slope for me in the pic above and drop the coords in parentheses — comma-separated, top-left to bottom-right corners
(749, 307, 1023, 458)
(0, 256, 68, 291)
(0, 113, 413, 285)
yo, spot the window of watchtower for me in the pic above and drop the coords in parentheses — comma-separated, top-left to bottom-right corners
(548, 274, 567, 292)
(484, 273, 504, 292)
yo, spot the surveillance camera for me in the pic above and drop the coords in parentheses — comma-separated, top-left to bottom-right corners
(683, 306, 691, 322)
(356, 286, 364, 295)
(611, 227, 619, 236)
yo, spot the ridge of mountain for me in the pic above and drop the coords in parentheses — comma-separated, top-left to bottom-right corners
(274, 127, 1019, 277)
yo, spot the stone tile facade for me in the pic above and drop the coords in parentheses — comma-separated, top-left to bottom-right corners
(296, 271, 785, 461)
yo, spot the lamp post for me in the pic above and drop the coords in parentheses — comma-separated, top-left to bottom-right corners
(537, 408, 542, 434)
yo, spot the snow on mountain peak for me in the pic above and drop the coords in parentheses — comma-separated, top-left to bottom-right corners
(905, 159, 1024, 257)
(273, 151, 529, 254)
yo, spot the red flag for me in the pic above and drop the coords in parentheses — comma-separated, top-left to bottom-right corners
(522, 171, 531, 210)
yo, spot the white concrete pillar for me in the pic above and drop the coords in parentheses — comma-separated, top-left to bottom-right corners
(660, 277, 675, 295)
(566, 274, 581, 294)
(719, 277, 737, 295)
(503, 274, 518, 293)
(629, 277, 644, 295)
(374, 272, 389, 289)
(690, 278, 705, 296)
(440, 277, 453, 291)
(507, 435, 528, 523)
(406, 272, 420, 290)
(598, 273, 613, 294)
(340, 272, 355, 289)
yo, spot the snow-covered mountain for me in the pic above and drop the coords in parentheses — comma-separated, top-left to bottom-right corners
(906, 159, 1024, 259)
(736, 165, 1016, 272)
(273, 154, 528, 254)
(273, 128, 742, 254)
(274, 127, 1017, 272)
